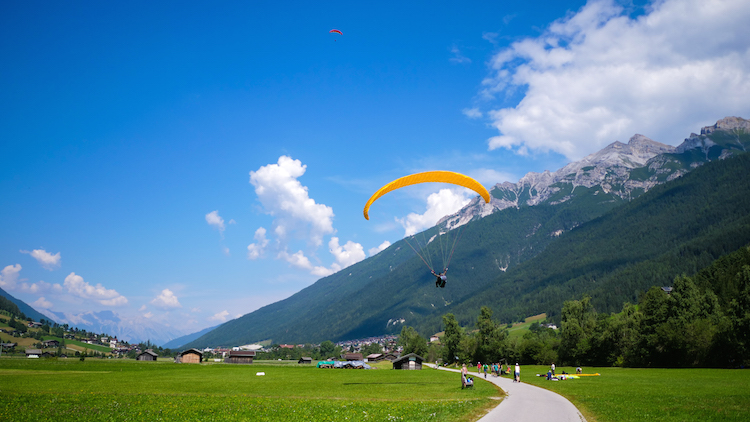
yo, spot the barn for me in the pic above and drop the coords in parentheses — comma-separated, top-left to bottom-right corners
(342, 353, 363, 361)
(392, 353, 424, 370)
(179, 348, 203, 363)
(298, 357, 312, 364)
(136, 350, 158, 361)
(225, 350, 255, 364)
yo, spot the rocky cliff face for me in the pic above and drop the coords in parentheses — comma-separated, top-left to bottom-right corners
(440, 117, 749, 230)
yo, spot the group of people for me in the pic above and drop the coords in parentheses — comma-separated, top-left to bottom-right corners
(464, 361, 521, 382)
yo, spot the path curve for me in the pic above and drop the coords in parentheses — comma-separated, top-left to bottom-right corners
(430, 365, 586, 422)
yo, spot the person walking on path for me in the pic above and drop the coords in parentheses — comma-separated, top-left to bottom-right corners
(477, 362, 482, 373)
(514, 362, 520, 383)
(429, 363, 587, 422)
(483, 363, 489, 378)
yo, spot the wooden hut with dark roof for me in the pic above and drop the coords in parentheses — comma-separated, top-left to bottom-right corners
(136, 350, 158, 361)
(298, 356, 312, 364)
(342, 352, 363, 361)
(179, 348, 203, 364)
(225, 350, 256, 364)
(392, 353, 425, 370)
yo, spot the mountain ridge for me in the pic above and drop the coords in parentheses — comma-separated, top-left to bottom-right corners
(182, 116, 750, 348)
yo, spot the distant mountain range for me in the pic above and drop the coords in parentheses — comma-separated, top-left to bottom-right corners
(39, 309, 187, 346)
(182, 116, 750, 348)
(0, 288, 191, 346)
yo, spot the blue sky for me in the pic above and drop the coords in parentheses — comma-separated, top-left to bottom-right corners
(2, 0, 749, 337)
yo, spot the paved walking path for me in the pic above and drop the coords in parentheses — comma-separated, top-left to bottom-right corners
(430, 365, 586, 422)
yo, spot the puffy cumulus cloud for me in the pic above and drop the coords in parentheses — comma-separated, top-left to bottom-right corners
(481, 0, 750, 160)
(328, 237, 366, 270)
(276, 237, 366, 278)
(397, 189, 472, 236)
(247, 227, 269, 260)
(205, 210, 226, 235)
(32, 297, 53, 309)
(369, 241, 391, 257)
(208, 310, 230, 322)
(0, 264, 22, 289)
(247, 156, 367, 279)
(150, 289, 181, 310)
(63, 272, 128, 306)
(249, 156, 334, 247)
(21, 249, 61, 270)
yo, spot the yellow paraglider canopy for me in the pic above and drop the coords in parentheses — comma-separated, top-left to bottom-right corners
(363, 171, 491, 220)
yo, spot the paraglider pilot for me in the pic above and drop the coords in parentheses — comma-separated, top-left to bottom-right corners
(432, 269, 447, 288)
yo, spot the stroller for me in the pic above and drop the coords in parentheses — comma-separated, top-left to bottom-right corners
(462, 373, 474, 389)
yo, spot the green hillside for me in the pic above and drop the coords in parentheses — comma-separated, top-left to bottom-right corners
(444, 152, 750, 328)
(186, 132, 750, 348)
(0, 286, 53, 323)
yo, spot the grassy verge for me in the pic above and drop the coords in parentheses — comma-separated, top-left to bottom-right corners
(0, 358, 502, 421)
(506, 365, 750, 422)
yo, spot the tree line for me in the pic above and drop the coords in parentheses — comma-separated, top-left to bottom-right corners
(401, 244, 750, 368)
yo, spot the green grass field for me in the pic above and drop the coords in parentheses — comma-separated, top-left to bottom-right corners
(497, 365, 750, 422)
(0, 358, 501, 421)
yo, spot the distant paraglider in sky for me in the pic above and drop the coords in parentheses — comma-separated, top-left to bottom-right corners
(363, 171, 491, 288)
(330, 29, 342, 42)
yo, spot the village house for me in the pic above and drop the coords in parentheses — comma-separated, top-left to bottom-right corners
(342, 352, 363, 361)
(178, 348, 203, 363)
(392, 353, 425, 370)
(136, 350, 158, 361)
(42, 339, 60, 348)
(225, 350, 256, 364)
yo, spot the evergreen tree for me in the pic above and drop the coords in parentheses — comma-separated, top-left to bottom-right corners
(441, 313, 463, 365)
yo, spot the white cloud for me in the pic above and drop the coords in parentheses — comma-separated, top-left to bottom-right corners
(247, 227, 269, 260)
(20, 280, 62, 295)
(63, 272, 128, 306)
(150, 288, 181, 310)
(139, 304, 147, 311)
(0, 264, 22, 289)
(249, 156, 334, 248)
(277, 238, 366, 278)
(21, 249, 61, 270)
(462, 108, 483, 119)
(208, 310, 230, 322)
(397, 189, 472, 236)
(143, 311, 153, 318)
(205, 210, 226, 235)
(33, 296, 53, 309)
(328, 237, 366, 270)
(481, 0, 750, 160)
(369, 240, 391, 256)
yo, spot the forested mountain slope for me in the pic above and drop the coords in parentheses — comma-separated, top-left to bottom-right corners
(445, 152, 750, 328)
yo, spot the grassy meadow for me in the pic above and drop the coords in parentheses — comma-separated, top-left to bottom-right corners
(491, 365, 750, 422)
(0, 357, 501, 421)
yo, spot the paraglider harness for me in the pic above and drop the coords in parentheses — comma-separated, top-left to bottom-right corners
(432, 269, 447, 288)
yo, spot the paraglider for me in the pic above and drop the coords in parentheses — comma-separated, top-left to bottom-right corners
(363, 171, 490, 220)
(363, 171, 491, 288)
(329, 29, 343, 35)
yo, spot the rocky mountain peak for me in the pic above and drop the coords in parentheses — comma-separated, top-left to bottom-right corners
(441, 116, 747, 231)
(700, 116, 750, 135)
